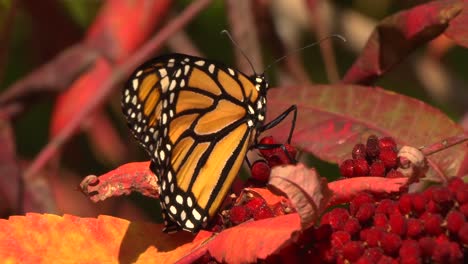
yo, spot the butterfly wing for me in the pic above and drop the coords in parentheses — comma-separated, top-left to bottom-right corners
(122, 54, 263, 232)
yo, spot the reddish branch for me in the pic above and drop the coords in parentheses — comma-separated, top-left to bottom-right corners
(24, 0, 214, 179)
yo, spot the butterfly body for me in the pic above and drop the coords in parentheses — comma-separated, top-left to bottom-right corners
(122, 54, 268, 232)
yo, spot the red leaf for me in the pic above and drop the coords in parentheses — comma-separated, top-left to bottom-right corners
(80, 161, 158, 202)
(342, 0, 462, 85)
(328, 177, 408, 206)
(178, 214, 301, 263)
(266, 84, 466, 181)
(445, 0, 468, 47)
(268, 164, 332, 229)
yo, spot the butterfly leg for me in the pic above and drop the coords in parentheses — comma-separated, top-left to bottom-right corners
(259, 105, 297, 144)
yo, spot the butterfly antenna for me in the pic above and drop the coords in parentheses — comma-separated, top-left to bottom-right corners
(221, 30, 258, 76)
(264, 34, 346, 73)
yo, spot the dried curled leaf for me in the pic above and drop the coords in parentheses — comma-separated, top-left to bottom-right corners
(268, 164, 332, 229)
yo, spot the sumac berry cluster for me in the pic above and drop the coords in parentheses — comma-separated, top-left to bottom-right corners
(271, 177, 467, 263)
(250, 136, 297, 183)
(339, 135, 402, 178)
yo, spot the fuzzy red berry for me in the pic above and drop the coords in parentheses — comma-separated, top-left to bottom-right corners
(418, 237, 436, 257)
(447, 177, 464, 193)
(253, 205, 274, 220)
(313, 224, 332, 241)
(379, 148, 398, 169)
(362, 247, 383, 262)
(406, 218, 423, 238)
(378, 137, 397, 151)
(321, 208, 350, 230)
(230, 205, 249, 225)
(331, 230, 351, 249)
(350, 193, 375, 216)
(426, 200, 441, 214)
(398, 193, 413, 215)
(380, 232, 402, 255)
(446, 210, 466, 234)
(342, 241, 364, 261)
(377, 256, 396, 264)
(432, 187, 454, 208)
(250, 160, 271, 182)
(458, 223, 468, 245)
(356, 202, 375, 223)
(340, 159, 355, 178)
(344, 217, 361, 236)
(245, 197, 266, 213)
(460, 204, 468, 218)
(352, 143, 367, 159)
(366, 135, 380, 159)
(410, 193, 427, 215)
(456, 186, 468, 204)
(376, 199, 398, 215)
(360, 227, 383, 247)
(353, 158, 370, 176)
(373, 213, 388, 228)
(388, 213, 407, 236)
(432, 241, 452, 263)
(385, 169, 404, 178)
(399, 239, 421, 260)
(422, 213, 443, 236)
(369, 160, 386, 176)
(258, 136, 276, 157)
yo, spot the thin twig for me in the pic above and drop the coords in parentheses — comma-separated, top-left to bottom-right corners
(24, 0, 214, 179)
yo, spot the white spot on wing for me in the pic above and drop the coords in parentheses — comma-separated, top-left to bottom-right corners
(187, 197, 193, 207)
(160, 77, 169, 92)
(170, 205, 177, 215)
(159, 68, 167, 77)
(192, 209, 201, 220)
(136, 70, 143, 77)
(208, 64, 215, 74)
(228, 68, 235, 76)
(195, 60, 205, 66)
(176, 195, 183, 204)
(132, 79, 139, 90)
(185, 220, 194, 229)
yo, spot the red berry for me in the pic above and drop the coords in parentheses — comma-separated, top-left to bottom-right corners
(230, 205, 249, 225)
(313, 224, 332, 241)
(253, 205, 274, 220)
(399, 239, 421, 259)
(352, 143, 367, 159)
(406, 218, 423, 238)
(432, 241, 451, 263)
(386, 169, 404, 178)
(432, 187, 454, 210)
(388, 213, 407, 236)
(378, 137, 397, 151)
(376, 256, 396, 264)
(379, 148, 398, 169)
(380, 232, 402, 255)
(315, 241, 335, 263)
(447, 177, 464, 193)
(455, 186, 468, 204)
(350, 193, 375, 216)
(340, 159, 355, 178)
(426, 200, 441, 214)
(356, 202, 375, 223)
(376, 199, 397, 215)
(250, 160, 271, 182)
(258, 136, 276, 157)
(360, 227, 383, 247)
(321, 208, 350, 230)
(418, 237, 436, 257)
(366, 135, 380, 159)
(398, 193, 413, 215)
(410, 193, 427, 215)
(422, 213, 443, 236)
(460, 204, 468, 218)
(245, 197, 266, 213)
(448, 242, 463, 263)
(353, 158, 370, 176)
(373, 213, 388, 229)
(362, 247, 383, 262)
(458, 223, 468, 245)
(343, 217, 361, 236)
(369, 160, 386, 176)
(331, 230, 351, 249)
(446, 210, 466, 234)
(342, 241, 364, 261)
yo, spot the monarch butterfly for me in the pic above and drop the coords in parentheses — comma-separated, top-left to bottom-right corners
(122, 53, 296, 232)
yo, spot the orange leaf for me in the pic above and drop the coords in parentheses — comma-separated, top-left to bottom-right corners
(0, 213, 209, 263)
(268, 164, 332, 229)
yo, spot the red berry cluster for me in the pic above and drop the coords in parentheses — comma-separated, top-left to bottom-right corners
(339, 135, 402, 178)
(250, 136, 297, 183)
(271, 177, 467, 263)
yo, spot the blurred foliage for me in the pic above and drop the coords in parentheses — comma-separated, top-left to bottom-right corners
(2, 0, 467, 222)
